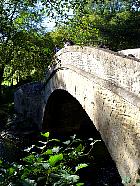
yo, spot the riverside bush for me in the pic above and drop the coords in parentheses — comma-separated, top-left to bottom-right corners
(0, 132, 100, 186)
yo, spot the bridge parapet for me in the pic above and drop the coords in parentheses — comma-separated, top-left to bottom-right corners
(56, 46, 140, 96)
(119, 48, 140, 59)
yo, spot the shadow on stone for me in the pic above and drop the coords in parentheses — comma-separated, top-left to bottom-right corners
(42, 89, 123, 185)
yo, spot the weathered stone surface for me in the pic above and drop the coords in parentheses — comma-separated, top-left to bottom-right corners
(119, 48, 140, 59)
(51, 46, 140, 185)
(14, 82, 45, 130)
(14, 46, 140, 185)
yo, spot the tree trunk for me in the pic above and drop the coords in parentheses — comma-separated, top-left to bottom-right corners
(0, 65, 5, 98)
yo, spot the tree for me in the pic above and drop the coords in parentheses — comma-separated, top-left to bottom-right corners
(50, 0, 140, 50)
(1, 0, 88, 91)
(68, 0, 140, 50)
(0, 0, 55, 94)
(3, 31, 54, 85)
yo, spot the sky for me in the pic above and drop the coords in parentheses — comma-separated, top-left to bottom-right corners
(42, 9, 73, 31)
(42, 18, 56, 31)
(36, 0, 73, 31)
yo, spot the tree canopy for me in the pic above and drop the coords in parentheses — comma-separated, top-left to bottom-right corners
(50, 0, 140, 50)
(0, 0, 54, 91)
(1, 0, 140, 94)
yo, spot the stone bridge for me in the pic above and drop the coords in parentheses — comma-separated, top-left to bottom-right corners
(15, 46, 140, 185)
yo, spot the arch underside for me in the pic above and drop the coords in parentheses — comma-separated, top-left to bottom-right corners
(43, 89, 100, 138)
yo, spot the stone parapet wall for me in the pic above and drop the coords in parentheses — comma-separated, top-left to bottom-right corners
(57, 46, 140, 96)
(119, 48, 140, 59)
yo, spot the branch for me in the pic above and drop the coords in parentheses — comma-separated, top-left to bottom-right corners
(9, 2, 18, 24)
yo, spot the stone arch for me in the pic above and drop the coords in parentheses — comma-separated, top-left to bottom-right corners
(42, 89, 100, 138)
(42, 89, 120, 178)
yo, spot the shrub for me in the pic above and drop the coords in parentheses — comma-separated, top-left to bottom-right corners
(0, 132, 99, 186)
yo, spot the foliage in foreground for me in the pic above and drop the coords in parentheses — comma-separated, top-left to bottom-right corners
(0, 132, 100, 186)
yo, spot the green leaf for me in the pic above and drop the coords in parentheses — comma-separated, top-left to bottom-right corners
(63, 140, 71, 145)
(52, 146, 60, 153)
(41, 132, 50, 138)
(21, 178, 36, 186)
(21, 168, 31, 180)
(43, 48, 50, 53)
(49, 139, 60, 142)
(75, 163, 88, 172)
(41, 162, 50, 170)
(65, 175, 79, 183)
(23, 154, 35, 164)
(75, 144, 83, 152)
(37, 145, 46, 150)
(76, 183, 84, 186)
(8, 167, 15, 175)
(48, 154, 63, 166)
(43, 149, 53, 155)
(0, 159, 3, 164)
(70, 134, 76, 139)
